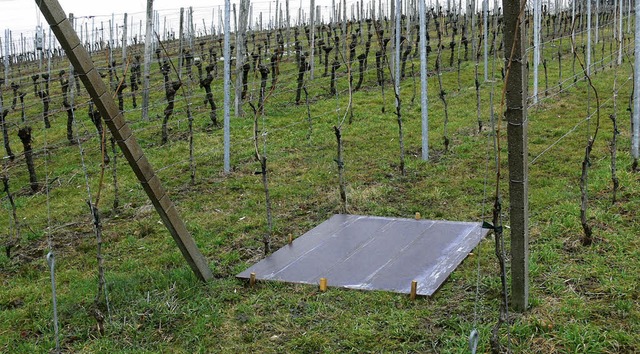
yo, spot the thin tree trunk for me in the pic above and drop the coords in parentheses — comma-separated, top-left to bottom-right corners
(610, 114, 619, 204)
(1, 109, 14, 160)
(88, 201, 108, 331)
(17, 127, 38, 193)
(580, 139, 594, 246)
(490, 198, 508, 354)
(110, 137, 119, 211)
(2, 175, 20, 258)
(333, 125, 347, 213)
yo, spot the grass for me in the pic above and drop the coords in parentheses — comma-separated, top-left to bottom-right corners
(1, 11, 640, 353)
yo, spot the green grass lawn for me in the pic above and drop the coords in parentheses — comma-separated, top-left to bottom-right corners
(1, 13, 639, 353)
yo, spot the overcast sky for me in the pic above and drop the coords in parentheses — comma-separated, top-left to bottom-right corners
(0, 0, 358, 37)
(2, 0, 231, 34)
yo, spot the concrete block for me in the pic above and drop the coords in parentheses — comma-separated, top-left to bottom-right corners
(50, 19, 80, 51)
(36, 0, 67, 27)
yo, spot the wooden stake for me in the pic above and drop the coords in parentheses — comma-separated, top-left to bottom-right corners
(319, 277, 327, 292)
(410, 280, 417, 300)
(36, 0, 214, 282)
(249, 272, 256, 287)
(503, 0, 529, 312)
(288, 233, 293, 244)
(415, 212, 421, 220)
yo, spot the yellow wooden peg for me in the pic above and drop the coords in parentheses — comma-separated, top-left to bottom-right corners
(319, 278, 328, 292)
(249, 272, 256, 287)
(289, 233, 293, 245)
(410, 280, 418, 300)
(415, 212, 421, 220)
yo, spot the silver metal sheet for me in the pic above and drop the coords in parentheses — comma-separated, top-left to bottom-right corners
(237, 214, 488, 296)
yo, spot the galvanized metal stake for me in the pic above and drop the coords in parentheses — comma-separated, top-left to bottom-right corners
(234, 0, 249, 117)
(586, 0, 591, 76)
(141, 0, 153, 121)
(533, 0, 540, 104)
(483, 0, 488, 82)
(633, 0, 640, 163)
(419, 0, 429, 161)
(618, 0, 623, 65)
(2, 30, 8, 85)
(394, 0, 401, 92)
(46, 252, 60, 353)
(310, 0, 316, 80)
(122, 13, 128, 67)
(178, 8, 185, 79)
(223, 0, 231, 173)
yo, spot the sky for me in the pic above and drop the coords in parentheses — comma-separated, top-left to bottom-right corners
(1, 0, 492, 54)
(1, 0, 357, 36)
(1, 0, 368, 54)
(2, 0, 229, 34)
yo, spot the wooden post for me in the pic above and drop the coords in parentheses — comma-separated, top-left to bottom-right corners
(249, 272, 256, 287)
(36, 0, 213, 282)
(319, 277, 328, 292)
(502, 0, 529, 312)
(410, 280, 417, 300)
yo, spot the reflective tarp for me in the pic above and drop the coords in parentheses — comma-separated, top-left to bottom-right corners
(237, 214, 488, 296)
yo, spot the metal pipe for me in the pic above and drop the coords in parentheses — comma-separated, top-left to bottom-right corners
(224, 0, 231, 173)
(483, 0, 488, 82)
(533, 0, 540, 103)
(419, 0, 429, 160)
(141, 0, 153, 121)
(587, 0, 591, 76)
(633, 0, 640, 161)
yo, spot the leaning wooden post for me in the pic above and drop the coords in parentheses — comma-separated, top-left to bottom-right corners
(36, 0, 213, 282)
(502, 0, 529, 312)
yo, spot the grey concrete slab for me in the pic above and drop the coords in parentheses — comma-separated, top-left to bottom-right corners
(237, 215, 488, 296)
